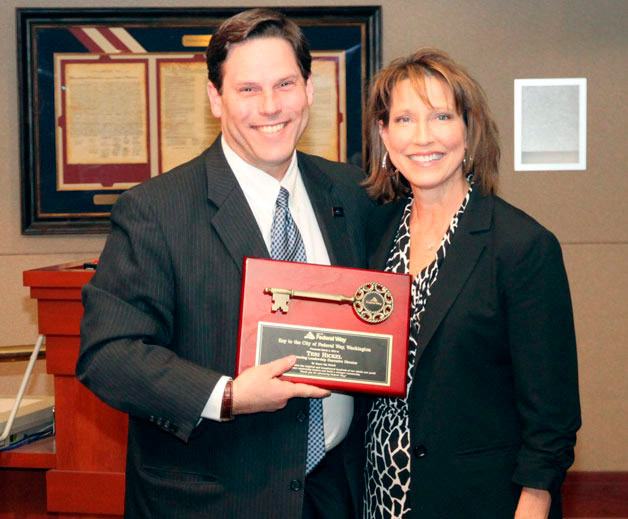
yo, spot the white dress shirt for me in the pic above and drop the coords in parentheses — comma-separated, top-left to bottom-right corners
(200, 137, 353, 451)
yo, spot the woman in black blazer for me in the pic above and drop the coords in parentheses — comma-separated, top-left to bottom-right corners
(351, 49, 581, 518)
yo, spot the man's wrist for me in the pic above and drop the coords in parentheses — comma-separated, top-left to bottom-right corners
(220, 379, 234, 421)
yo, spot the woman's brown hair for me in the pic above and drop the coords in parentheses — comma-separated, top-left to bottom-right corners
(364, 48, 500, 202)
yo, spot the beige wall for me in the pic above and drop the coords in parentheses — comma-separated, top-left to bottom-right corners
(1, 0, 626, 471)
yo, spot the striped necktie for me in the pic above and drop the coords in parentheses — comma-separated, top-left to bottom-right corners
(270, 187, 325, 474)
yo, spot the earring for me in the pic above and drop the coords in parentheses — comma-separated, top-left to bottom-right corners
(381, 151, 399, 177)
(462, 153, 473, 170)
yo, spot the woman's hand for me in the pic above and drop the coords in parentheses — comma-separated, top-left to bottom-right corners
(514, 487, 551, 519)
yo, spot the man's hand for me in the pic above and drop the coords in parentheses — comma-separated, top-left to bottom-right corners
(514, 487, 551, 519)
(232, 355, 330, 415)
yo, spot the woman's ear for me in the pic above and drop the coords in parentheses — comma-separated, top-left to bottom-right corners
(378, 120, 390, 150)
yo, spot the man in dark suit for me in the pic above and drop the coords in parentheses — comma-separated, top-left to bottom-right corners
(77, 9, 370, 518)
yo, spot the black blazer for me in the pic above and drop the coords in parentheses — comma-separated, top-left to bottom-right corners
(77, 139, 371, 518)
(346, 189, 581, 518)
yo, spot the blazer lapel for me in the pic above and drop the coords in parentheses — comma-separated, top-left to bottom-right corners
(204, 140, 269, 273)
(414, 191, 494, 359)
(298, 154, 352, 266)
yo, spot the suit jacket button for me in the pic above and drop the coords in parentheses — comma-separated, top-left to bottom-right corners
(413, 445, 427, 458)
(289, 479, 303, 491)
(296, 411, 306, 423)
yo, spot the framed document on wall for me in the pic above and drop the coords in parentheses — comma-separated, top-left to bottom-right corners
(17, 7, 381, 234)
(514, 78, 587, 172)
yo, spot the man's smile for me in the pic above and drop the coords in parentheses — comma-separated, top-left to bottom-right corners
(252, 121, 290, 134)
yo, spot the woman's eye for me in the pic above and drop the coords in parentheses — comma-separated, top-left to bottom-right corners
(395, 116, 411, 124)
(436, 113, 452, 121)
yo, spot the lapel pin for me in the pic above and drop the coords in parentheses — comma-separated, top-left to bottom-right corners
(332, 206, 345, 217)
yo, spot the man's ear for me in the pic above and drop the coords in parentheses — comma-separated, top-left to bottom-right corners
(207, 81, 222, 119)
(305, 76, 314, 107)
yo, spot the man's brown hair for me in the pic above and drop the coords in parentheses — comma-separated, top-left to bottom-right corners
(206, 8, 312, 92)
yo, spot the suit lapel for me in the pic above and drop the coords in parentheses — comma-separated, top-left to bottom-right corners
(414, 191, 494, 358)
(298, 154, 352, 266)
(204, 140, 269, 273)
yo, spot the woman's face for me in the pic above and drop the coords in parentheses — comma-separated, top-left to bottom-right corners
(380, 76, 467, 196)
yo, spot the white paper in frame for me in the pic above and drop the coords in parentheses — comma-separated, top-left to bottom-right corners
(514, 78, 587, 171)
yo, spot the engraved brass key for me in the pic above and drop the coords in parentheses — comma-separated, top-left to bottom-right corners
(265, 288, 354, 312)
(264, 282, 394, 324)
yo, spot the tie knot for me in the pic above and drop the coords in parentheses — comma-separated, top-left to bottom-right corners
(276, 187, 290, 209)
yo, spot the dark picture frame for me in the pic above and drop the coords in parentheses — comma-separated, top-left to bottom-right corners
(16, 6, 381, 234)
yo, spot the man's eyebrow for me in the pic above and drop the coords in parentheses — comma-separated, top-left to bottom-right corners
(234, 80, 260, 87)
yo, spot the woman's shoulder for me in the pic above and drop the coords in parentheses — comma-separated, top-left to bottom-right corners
(369, 196, 408, 218)
(491, 195, 556, 239)
(488, 194, 562, 262)
(368, 197, 408, 230)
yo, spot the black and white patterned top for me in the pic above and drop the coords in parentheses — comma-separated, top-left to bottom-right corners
(363, 185, 472, 518)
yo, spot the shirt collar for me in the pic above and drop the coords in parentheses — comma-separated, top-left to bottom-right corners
(221, 135, 299, 201)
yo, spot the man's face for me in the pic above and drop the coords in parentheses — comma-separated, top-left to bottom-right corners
(207, 37, 313, 180)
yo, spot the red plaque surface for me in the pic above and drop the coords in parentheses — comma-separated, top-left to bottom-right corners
(236, 258, 411, 396)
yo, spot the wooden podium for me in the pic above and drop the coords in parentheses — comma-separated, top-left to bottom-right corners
(0, 261, 127, 517)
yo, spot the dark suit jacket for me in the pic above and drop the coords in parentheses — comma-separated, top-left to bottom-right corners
(346, 189, 581, 518)
(77, 139, 371, 518)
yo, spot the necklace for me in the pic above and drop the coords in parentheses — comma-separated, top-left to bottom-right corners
(410, 203, 454, 252)
(412, 222, 449, 251)
(426, 228, 446, 251)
